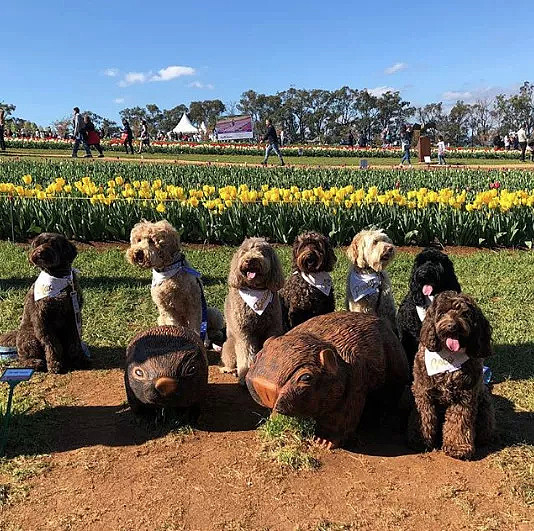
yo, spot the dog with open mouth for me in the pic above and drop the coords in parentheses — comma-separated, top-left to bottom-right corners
(0, 233, 87, 373)
(407, 291, 495, 460)
(220, 237, 284, 384)
(345, 229, 397, 333)
(397, 248, 461, 369)
(280, 231, 337, 330)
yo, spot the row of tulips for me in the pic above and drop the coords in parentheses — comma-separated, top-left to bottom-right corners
(1, 174, 533, 247)
(4, 137, 531, 160)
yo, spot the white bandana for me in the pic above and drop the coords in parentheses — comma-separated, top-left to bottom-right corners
(34, 270, 83, 338)
(34, 271, 72, 301)
(151, 261, 201, 287)
(349, 271, 381, 303)
(416, 295, 435, 322)
(297, 271, 332, 296)
(238, 288, 273, 315)
(424, 348, 469, 376)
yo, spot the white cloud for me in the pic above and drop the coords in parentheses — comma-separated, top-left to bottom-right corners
(442, 91, 473, 101)
(113, 98, 125, 104)
(118, 65, 196, 86)
(151, 65, 195, 82)
(188, 81, 214, 89)
(103, 68, 119, 77)
(384, 62, 407, 75)
(366, 86, 396, 97)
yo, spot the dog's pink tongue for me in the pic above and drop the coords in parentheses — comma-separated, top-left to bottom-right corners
(446, 338, 461, 352)
(247, 271, 256, 280)
(422, 285, 433, 296)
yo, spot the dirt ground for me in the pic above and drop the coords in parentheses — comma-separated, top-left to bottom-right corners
(0, 365, 532, 531)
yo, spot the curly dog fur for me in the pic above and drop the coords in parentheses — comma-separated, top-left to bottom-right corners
(407, 291, 495, 460)
(397, 248, 461, 368)
(280, 231, 337, 330)
(0, 233, 87, 373)
(221, 237, 284, 384)
(345, 229, 397, 333)
(126, 220, 224, 345)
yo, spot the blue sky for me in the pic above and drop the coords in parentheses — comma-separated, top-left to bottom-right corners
(2, 0, 533, 126)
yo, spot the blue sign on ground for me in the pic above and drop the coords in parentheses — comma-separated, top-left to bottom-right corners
(0, 368, 34, 383)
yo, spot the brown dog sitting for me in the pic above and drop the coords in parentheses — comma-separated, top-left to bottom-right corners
(407, 291, 495, 460)
(280, 232, 337, 330)
(0, 233, 87, 373)
(126, 220, 224, 347)
(221, 237, 284, 385)
(246, 311, 409, 448)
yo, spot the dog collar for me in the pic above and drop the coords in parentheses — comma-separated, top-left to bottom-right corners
(424, 347, 468, 376)
(349, 270, 381, 302)
(296, 271, 332, 296)
(238, 288, 273, 315)
(151, 260, 201, 287)
(34, 270, 74, 301)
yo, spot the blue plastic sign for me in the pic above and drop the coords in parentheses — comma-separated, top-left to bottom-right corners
(0, 368, 34, 383)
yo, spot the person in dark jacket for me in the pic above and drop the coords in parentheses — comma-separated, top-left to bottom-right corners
(261, 119, 284, 166)
(399, 124, 412, 166)
(72, 107, 92, 158)
(83, 115, 104, 157)
(121, 119, 134, 154)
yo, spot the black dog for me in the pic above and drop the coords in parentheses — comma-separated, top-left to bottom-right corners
(0, 233, 87, 373)
(397, 248, 461, 369)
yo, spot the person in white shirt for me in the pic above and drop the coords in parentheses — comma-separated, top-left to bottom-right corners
(504, 134, 510, 150)
(437, 135, 446, 165)
(517, 125, 528, 162)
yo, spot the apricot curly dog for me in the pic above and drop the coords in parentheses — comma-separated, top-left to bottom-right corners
(126, 220, 224, 346)
(280, 231, 337, 330)
(221, 237, 284, 384)
(345, 229, 397, 333)
(407, 291, 495, 460)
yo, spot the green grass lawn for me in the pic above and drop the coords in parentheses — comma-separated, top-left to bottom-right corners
(0, 242, 533, 501)
(4, 147, 534, 168)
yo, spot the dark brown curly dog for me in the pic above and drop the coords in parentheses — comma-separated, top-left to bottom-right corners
(407, 291, 495, 459)
(0, 233, 87, 373)
(280, 232, 337, 330)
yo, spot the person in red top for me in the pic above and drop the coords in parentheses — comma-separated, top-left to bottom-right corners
(83, 116, 104, 157)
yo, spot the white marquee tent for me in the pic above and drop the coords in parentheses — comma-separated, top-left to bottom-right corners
(172, 113, 198, 134)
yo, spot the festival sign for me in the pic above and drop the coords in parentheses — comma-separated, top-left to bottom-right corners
(215, 115, 253, 140)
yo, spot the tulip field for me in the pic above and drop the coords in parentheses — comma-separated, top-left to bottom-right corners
(5, 137, 533, 160)
(1, 159, 534, 246)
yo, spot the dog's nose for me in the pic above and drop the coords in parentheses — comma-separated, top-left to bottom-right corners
(154, 377, 179, 397)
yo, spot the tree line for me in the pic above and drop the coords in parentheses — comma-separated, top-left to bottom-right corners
(1, 81, 532, 145)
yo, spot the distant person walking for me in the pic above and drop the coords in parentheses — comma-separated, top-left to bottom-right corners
(517, 125, 528, 162)
(399, 124, 412, 167)
(348, 130, 354, 147)
(261, 119, 284, 166)
(504, 134, 510, 151)
(121, 119, 134, 154)
(0, 109, 6, 152)
(279, 129, 285, 147)
(83, 115, 104, 157)
(71, 107, 92, 158)
(138, 119, 150, 153)
(437, 135, 446, 165)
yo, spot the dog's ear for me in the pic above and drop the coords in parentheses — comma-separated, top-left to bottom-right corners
(419, 300, 441, 352)
(291, 234, 303, 267)
(228, 246, 242, 289)
(266, 245, 284, 292)
(443, 256, 461, 292)
(63, 238, 78, 263)
(347, 233, 365, 268)
(323, 236, 337, 272)
(466, 298, 493, 357)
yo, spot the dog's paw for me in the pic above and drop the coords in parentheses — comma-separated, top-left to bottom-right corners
(442, 443, 474, 460)
(313, 436, 339, 450)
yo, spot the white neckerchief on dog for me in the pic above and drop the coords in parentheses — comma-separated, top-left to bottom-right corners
(296, 271, 332, 296)
(349, 271, 381, 302)
(34, 271, 72, 301)
(34, 270, 83, 339)
(151, 260, 201, 288)
(239, 288, 273, 315)
(416, 295, 434, 322)
(424, 347, 469, 376)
